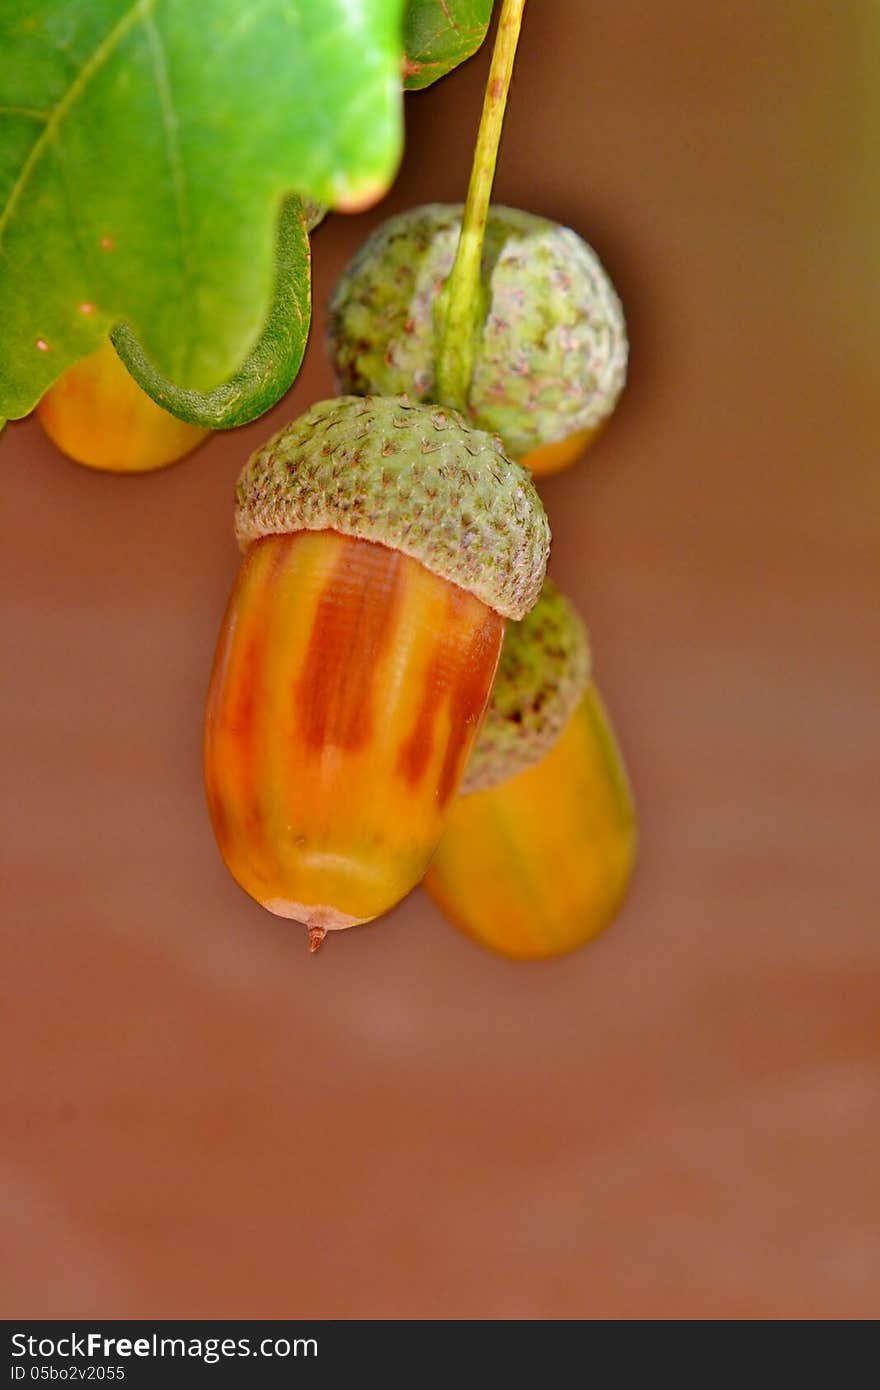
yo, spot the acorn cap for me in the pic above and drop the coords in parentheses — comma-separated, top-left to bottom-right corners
(462, 579, 590, 793)
(328, 203, 627, 461)
(234, 395, 550, 620)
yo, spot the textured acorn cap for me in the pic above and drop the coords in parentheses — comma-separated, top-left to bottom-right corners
(328, 203, 627, 461)
(234, 395, 550, 620)
(462, 579, 590, 793)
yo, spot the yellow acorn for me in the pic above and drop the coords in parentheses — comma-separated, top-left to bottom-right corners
(204, 395, 549, 946)
(37, 337, 209, 472)
(425, 581, 637, 960)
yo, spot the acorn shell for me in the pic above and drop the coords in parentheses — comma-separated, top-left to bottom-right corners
(234, 394, 550, 621)
(327, 204, 627, 461)
(462, 578, 590, 793)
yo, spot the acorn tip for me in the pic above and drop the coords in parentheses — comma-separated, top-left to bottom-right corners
(308, 924, 327, 954)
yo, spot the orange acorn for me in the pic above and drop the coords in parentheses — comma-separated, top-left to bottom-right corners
(204, 395, 549, 945)
(426, 581, 637, 960)
(37, 338, 209, 473)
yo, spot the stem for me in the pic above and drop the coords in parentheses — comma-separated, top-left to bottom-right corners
(435, 0, 527, 412)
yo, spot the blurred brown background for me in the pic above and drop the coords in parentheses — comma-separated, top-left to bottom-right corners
(2, 1, 878, 1319)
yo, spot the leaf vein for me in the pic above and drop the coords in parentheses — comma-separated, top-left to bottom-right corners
(0, 107, 50, 121)
(142, 8, 196, 378)
(0, 0, 157, 246)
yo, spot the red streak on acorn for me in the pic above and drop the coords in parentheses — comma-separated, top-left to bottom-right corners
(397, 585, 501, 802)
(296, 538, 404, 753)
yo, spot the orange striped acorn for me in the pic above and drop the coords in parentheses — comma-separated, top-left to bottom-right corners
(37, 337, 209, 473)
(204, 395, 550, 947)
(425, 581, 637, 960)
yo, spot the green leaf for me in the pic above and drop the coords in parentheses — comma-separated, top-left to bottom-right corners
(112, 194, 312, 429)
(403, 0, 493, 90)
(0, 0, 405, 422)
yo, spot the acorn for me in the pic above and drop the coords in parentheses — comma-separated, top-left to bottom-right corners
(425, 581, 637, 960)
(328, 204, 627, 476)
(204, 394, 549, 945)
(36, 337, 210, 472)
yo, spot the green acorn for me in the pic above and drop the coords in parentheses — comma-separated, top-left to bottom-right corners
(328, 204, 627, 476)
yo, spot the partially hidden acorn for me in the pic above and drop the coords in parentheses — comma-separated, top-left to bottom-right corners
(37, 337, 210, 473)
(35, 200, 330, 474)
(425, 580, 637, 960)
(204, 394, 550, 946)
(328, 204, 627, 477)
